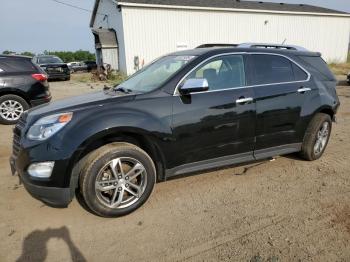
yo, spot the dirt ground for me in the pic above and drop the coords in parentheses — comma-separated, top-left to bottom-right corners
(0, 76, 350, 262)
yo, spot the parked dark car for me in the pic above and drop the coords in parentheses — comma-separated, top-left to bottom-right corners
(67, 62, 86, 73)
(32, 55, 70, 81)
(0, 55, 51, 125)
(10, 44, 340, 217)
(84, 60, 97, 72)
(347, 72, 350, 85)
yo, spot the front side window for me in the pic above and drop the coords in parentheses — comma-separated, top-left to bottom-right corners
(183, 55, 246, 91)
(118, 55, 196, 93)
(250, 54, 308, 85)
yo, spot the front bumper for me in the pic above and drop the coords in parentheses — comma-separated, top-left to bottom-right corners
(46, 71, 70, 79)
(10, 156, 73, 207)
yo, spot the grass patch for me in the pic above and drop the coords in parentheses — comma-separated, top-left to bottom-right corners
(329, 63, 350, 76)
(71, 71, 127, 86)
(329, 52, 350, 76)
(71, 73, 92, 83)
(106, 71, 127, 86)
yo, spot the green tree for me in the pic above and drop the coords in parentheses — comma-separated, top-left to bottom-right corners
(1, 50, 96, 62)
(43, 50, 95, 63)
(2, 50, 15, 55)
(20, 51, 35, 57)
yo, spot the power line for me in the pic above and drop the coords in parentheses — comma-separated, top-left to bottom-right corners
(49, 0, 93, 13)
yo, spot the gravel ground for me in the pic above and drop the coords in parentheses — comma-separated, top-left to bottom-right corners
(0, 77, 349, 262)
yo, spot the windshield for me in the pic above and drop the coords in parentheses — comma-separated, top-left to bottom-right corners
(38, 56, 63, 64)
(117, 55, 196, 93)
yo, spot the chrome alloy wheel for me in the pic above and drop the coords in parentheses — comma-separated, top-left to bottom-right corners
(0, 100, 24, 121)
(95, 157, 147, 209)
(314, 122, 330, 155)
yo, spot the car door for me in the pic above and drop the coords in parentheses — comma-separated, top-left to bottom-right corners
(247, 53, 313, 156)
(169, 54, 256, 171)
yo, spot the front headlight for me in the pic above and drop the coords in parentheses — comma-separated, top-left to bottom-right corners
(27, 112, 73, 141)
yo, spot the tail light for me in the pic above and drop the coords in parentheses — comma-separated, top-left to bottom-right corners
(32, 74, 48, 82)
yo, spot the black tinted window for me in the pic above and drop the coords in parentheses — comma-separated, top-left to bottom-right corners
(37, 56, 63, 64)
(250, 55, 295, 85)
(0, 58, 37, 73)
(186, 55, 246, 90)
(298, 56, 335, 81)
(292, 63, 308, 81)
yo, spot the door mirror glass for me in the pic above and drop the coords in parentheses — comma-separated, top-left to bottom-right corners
(179, 78, 209, 94)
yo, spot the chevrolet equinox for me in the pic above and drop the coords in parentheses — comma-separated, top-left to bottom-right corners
(10, 44, 340, 217)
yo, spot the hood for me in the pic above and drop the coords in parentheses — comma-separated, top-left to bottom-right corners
(28, 90, 135, 119)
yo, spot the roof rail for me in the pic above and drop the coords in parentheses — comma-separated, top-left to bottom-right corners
(237, 43, 308, 51)
(196, 43, 238, 48)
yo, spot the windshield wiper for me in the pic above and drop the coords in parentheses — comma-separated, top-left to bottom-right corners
(113, 86, 133, 94)
(103, 85, 133, 94)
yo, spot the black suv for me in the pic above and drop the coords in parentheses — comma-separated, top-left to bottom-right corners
(0, 55, 51, 124)
(10, 44, 340, 217)
(32, 55, 70, 81)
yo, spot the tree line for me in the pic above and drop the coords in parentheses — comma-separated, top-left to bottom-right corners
(2, 50, 96, 63)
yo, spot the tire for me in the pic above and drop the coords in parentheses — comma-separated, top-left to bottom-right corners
(79, 142, 156, 217)
(300, 113, 332, 161)
(0, 95, 29, 125)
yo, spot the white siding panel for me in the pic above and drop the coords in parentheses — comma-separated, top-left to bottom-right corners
(122, 7, 350, 74)
(93, 0, 127, 72)
(102, 48, 119, 70)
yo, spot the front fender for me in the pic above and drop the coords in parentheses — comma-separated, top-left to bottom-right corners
(56, 110, 171, 188)
(61, 107, 172, 158)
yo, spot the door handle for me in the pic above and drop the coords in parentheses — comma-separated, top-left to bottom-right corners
(297, 87, 311, 93)
(236, 97, 254, 104)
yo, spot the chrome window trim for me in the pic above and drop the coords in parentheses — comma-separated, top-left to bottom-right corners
(173, 52, 311, 96)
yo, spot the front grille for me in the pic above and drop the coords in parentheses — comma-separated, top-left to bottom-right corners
(12, 112, 28, 157)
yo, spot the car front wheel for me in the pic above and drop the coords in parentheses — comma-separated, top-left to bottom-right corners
(79, 142, 156, 217)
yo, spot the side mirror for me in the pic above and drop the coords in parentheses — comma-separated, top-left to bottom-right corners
(179, 78, 209, 95)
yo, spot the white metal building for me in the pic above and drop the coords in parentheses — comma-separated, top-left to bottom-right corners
(90, 0, 350, 75)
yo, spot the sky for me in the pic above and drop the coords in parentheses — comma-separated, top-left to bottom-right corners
(0, 0, 349, 54)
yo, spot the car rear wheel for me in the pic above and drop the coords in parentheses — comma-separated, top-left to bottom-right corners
(0, 95, 29, 125)
(300, 113, 332, 161)
(79, 142, 156, 217)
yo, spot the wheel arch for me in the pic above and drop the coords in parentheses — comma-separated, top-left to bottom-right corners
(68, 128, 167, 191)
(315, 105, 336, 121)
(0, 89, 31, 105)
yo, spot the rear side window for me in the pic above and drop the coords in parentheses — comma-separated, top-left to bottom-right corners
(292, 63, 308, 81)
(249, 54, 308, 85)
(297, 56, 335, 81)
(0, 58, 37, 73)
